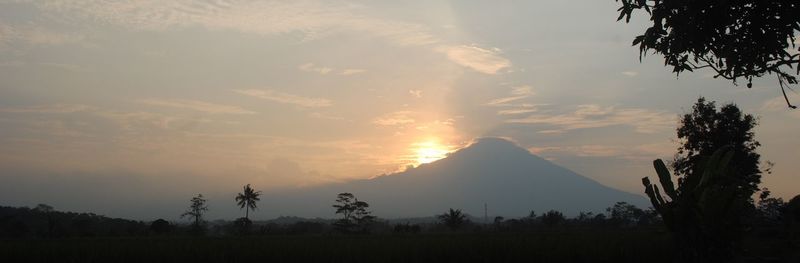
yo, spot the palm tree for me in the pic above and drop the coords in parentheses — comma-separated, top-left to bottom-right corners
(235, 184, 262, 220)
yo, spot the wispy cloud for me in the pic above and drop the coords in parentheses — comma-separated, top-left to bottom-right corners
(486, 96, 527, 106)
(760, 96, 800, 118)
(508, 104, 675, 134)
(139, 99, 255, 114)
(486, 85, 535, 106)
(339, 69, 366, 75)
(309, 112, 345, 121)
(298, 63, 333, 75)
(372, 111, 415, 126)
(529, 142, 674, 160)
(0, 104, 95, 114)
(234, 89, 332, 108)
(0, 23, 85, 48)
(440, 45, 511, 74)
(409, 90, 423, 98)
(23, 1, 512, 76)
(497, 108, 538, 115)
(26, 1, 438, 47)
(621, 71, 638, 77)
(299, 63, 366, 76)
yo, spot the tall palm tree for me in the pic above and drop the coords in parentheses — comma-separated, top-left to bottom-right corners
(235, 184, 262, 220)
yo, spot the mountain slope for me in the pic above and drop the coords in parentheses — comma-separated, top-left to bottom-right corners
(263, 137, 648, 218)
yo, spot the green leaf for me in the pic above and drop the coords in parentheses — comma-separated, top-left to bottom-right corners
(653, 159, 678, 200)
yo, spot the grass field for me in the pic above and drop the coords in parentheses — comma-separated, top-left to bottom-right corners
(1, 228, 673, 263)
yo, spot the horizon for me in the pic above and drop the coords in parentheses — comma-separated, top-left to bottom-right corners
(1, 0, 799, 221)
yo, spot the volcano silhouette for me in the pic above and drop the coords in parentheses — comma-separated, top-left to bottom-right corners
(264, 137, 648, 218)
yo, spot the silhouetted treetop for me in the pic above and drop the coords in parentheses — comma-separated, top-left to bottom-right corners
(332, 193, 375, 233)
(437, 208, 468, 230)
(673, 98, 762, 200)
(182, 194, 209, 231)
(616, 0, 800, 108)
(235, 184, 262, 220)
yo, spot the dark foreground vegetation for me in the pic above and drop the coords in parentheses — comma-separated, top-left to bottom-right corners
(0, 229, 674, 263)
(2, 201, 800, 263)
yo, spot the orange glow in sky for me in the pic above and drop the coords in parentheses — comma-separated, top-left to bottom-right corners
(413, 140, 451, 165)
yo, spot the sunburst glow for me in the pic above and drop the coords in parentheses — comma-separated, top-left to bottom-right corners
(413, 140, 451, 165)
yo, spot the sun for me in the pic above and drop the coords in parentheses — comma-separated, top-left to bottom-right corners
(413, 140, 450, 165)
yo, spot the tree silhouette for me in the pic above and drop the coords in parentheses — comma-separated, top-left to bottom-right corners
(332, 193, 374, 233)
(643, 146, 748, 262)
(787, 195, 800, 240)
(756, 188, 786, 225)
(181, 194, 208, 231)
(34, 204, 56, 237)
(673, 98, 762, 202)
(615, 0, 800, 108)
(235, 184, 262, 220)
(34, 204, 53, 213)
(540, 210, 566, 227)
(437, 208, 467, 230)
(606, 202, 645, 227)
(149, 219, 171, 235)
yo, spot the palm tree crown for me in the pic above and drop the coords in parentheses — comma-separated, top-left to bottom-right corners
(235, 184, 262, 220)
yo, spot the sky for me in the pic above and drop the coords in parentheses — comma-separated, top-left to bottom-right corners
(0, 0, 798, 220)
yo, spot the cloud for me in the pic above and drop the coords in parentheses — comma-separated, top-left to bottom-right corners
(299, 63, 366, 76)
(298, 63, 333, 75)
(372, 111, 415, 126)
(507, 104, 675, 134)
(440, 45, 511, 74)
(621, 71, 638, 77)
(309, 112, 344, 120)
(486, 95, 528, 106)
(0, 104, 95, 114)
(339, 69, 366, 75)
(25, 1, 439, 47)
(486, 85, 535, 106)
(234, 89, 332, 108)
(0, 23, 85, 48)
(409, 90, 423, 98)
(760, 96, 800, 118)
(0, 61, 94, 72)
(497, 108, 538, 115)
(510, 86, 534, 96)
(139, 99, 255, 114)
(21, 1, 511, 76)
(529, 142, 674, 161)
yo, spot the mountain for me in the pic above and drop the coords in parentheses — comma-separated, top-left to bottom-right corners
(261, 137, 648, 219)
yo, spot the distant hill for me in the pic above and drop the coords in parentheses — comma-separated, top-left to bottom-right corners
(262, 137, 648, 218)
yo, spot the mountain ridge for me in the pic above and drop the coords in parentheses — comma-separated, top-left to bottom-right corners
(262, 137, 648, 218)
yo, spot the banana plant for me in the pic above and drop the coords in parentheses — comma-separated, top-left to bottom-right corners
(642, 146, 736, 230)
(642, 146, 744, 261)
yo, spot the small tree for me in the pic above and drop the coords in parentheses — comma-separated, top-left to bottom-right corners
(182, 194, 209, 232)
(332, 193, 374, 233)
(437, 208, 468, 230)
(606, 202, 645, 227)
